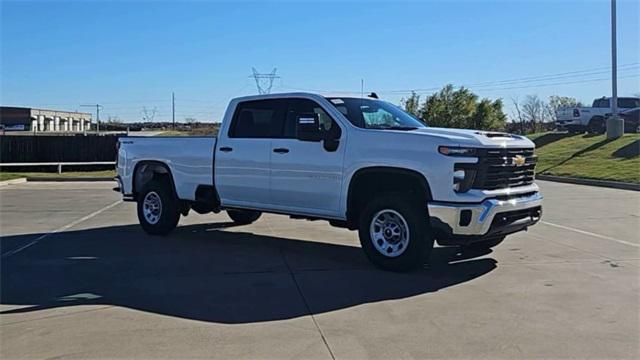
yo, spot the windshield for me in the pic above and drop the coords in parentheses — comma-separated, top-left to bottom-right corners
(327, 97, 426, 130)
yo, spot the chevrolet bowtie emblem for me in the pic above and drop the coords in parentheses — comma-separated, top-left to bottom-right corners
(512, 155, 526, 166)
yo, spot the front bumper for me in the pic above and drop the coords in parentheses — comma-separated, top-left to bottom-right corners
(428, 192, 542, 243)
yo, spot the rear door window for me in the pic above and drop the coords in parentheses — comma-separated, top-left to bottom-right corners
(618, 98, 640, 108)
(229, 99, 287, 138)
(283, 98, 337, 138)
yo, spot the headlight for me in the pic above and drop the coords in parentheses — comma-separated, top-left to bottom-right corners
(438, 146, 478, 157)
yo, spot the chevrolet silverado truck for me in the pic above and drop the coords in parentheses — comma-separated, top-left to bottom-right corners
(115, 93, 542, 271)
(556, 96, 640, 133)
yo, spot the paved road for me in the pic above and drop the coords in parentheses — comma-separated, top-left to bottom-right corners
(1, 181, 638, 359)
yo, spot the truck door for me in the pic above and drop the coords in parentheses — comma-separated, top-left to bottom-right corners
(269, 98, 346, 217)
(214, 99, 286, 207)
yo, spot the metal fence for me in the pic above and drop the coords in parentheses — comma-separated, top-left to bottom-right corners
(0, 135, 120, 171)
(0, 162, 115, 174)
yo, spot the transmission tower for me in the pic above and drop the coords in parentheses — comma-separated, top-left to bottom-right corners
(250, 67, 280, 94)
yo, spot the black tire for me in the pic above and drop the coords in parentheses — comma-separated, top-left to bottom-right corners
(465, 236, 506, 250)
(227, 209, 262, 225)
(588, 117, 606, 134)
(567, 125, 585, 134)
(358, 195, 433, 272)
(136, 178, 180, 235)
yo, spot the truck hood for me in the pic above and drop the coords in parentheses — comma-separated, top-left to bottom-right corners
(409, 127, 535, 148)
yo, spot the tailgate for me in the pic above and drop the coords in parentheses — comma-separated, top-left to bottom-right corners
(556, 108, 577, 121)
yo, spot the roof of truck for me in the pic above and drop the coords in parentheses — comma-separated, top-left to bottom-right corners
(232, 92, 380, 102)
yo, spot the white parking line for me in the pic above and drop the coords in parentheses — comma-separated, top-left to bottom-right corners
(540, 221, 639, 248)
(1, 200, 123, 258)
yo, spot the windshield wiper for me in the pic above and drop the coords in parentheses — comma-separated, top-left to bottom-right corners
(368, 126, 419, 131)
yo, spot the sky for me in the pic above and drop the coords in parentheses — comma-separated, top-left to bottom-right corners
(1, 0, 638, 123)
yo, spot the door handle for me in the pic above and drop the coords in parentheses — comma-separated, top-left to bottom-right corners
(273, 148, 289, 154)
(219, 146, 233, 152)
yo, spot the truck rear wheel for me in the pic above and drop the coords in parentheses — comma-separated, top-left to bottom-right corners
(358, 195, 433, 272)
(137, 179, 180, 235)
(227, 209, 262, 225)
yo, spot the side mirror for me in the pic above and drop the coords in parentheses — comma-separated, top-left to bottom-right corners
(296, 113, 323, 142)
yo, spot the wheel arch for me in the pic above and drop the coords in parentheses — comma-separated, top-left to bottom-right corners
(132, 160, 177, 199)
(588, 115, 606, 133)
(346, 166, 432, 227)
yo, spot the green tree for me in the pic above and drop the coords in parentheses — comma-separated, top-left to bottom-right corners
(414, 84, 507, 130)
(401, 91, 421, 117)
(472, 98, 507, 130)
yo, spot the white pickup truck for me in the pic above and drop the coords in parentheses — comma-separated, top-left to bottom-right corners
(115, 93, 542, 271)
(556, 96, 640, 133)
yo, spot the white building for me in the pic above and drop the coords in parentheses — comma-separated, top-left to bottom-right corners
(0, 106, 92, 132)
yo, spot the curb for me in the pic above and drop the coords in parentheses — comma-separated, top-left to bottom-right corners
(537, 174, 640, 191)
(0, 178, 27, 186)
(25, 177, 115, 182)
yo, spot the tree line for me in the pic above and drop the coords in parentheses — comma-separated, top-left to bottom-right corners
(400, 84, 582, 134)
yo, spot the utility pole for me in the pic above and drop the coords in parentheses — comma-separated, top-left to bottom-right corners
(607, 0, 623, 139)
(172, 92, 176, 130)
(80, 104, 102, 133)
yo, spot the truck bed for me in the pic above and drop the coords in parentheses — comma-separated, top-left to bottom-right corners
(117, 136, 217, 200)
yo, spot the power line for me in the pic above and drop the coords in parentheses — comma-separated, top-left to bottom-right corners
(280, 62, 639, 95)
(380, 64, 639, 94)
(472, 73, 639, 92)
(457, 63, 638, 88)
(398, 73, 639, 95)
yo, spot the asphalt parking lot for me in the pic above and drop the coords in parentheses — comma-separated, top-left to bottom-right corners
(1, 180, 638, 359)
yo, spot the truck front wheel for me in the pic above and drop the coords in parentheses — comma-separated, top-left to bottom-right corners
(358, 195, 433, 272)
(227, 209, 262, 225)
(137, 179, 180, 235)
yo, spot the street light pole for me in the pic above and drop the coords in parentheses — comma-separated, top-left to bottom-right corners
(172, 92, 175, 130)
(97, 104, 100, 133)
(607, 0, 623, 139)
(80, 104, 102, 133)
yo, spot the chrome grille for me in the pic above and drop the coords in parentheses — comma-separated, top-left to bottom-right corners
(472, 148, 537, 190)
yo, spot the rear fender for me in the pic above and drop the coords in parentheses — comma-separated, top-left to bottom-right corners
(132, 161, 176, 200)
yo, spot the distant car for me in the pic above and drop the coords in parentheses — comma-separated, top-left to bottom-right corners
(555, 96, 640, 133)
(604, 107, 640, 134)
